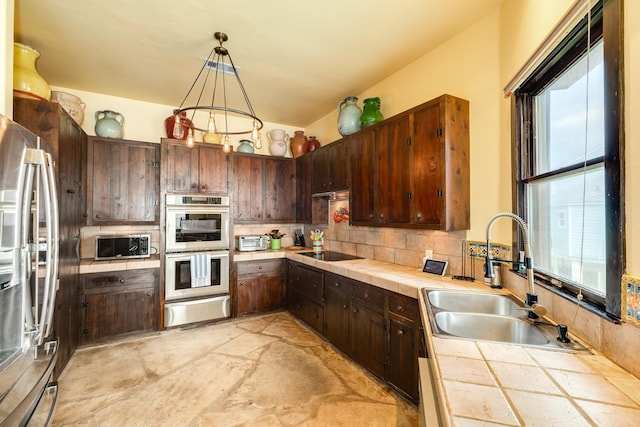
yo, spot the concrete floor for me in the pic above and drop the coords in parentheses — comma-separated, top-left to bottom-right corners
(52, 312, 418, 426)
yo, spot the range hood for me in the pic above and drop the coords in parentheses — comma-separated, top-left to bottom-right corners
(312, 190, 350, 201)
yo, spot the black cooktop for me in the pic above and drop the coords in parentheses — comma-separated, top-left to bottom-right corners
(300, 251, 363, 261)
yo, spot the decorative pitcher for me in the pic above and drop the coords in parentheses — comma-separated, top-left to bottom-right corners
(360, 97, 384, 128)
(290, 130, 308, 158)
(267, 129, 288, 156)
(51, 91, 86, 125)
(164, 109, 193, 141)
(337, 96, 361, 136)
(307, 136, 321, 152)
(13, 43, 51, 101)
(95, 110, 124, 139)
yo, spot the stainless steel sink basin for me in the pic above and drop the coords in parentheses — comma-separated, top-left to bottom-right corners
(428, 290, 523, 316)
(434, 312, 549, 346)
(421, 289, 590, 353)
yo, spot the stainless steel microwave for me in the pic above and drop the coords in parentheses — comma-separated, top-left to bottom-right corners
(95, 234, 151, 260)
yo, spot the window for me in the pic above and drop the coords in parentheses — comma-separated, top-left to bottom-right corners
(513, 0, 623, 318)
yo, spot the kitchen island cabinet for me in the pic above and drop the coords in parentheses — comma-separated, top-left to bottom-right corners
(161, 138, 229, 194)
(87, 136, 159, 225)
(234, 259, 284, 316)
(13, 97, 86, 379)
(80, 268, 159, 343)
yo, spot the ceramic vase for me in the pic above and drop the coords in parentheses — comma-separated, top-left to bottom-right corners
(164, 110, 193, 141)
(360, 97, 384, 128)
(95, 110, 124, 138)
(13, 43, 51, 101)
(267, 129, 288, 156)
(337, 96, 361, 136)
(307, 136, 321, 152)
(237, 139, 255, 153)
(290, 130, 308, 158)
(51, 91, 86, 125)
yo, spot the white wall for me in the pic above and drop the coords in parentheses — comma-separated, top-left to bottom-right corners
(305, 10, 505, 244)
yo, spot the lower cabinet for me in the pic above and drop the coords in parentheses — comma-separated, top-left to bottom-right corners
(235, 259, 284, 316)
(80, 268, 159, 343)
(286, 260, 423, 403)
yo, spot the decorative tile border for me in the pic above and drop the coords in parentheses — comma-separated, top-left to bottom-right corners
(622, 274, 640, 325)
(467, 240, 511, 260)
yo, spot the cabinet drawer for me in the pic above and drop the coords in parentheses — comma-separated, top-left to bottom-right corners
(82, 268, 159, 291)
(291, 265, 324, 302)
(352, 280, 385, 310)
(389, 293, 419, 321)
(237, 259, 283, 277)
(324, 272, 352, 297)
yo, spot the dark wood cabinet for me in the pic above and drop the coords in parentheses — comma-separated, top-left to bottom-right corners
(161, 138, 229, 194)
(311, 139, 349, 194)
(235, 259, 284, 316)
(87, 137, 159, 224)
(232, 153, 295, 223)
(388, 293, 423, 401)
(13, 97, 86, 379)
(285, 260, 422, 403)
(295, 154, 312, 223)
(349, 94, 470, 230)
(323, 273, 352, 353)
(81, 268, 159, 343)
(285, 261, 324, 333)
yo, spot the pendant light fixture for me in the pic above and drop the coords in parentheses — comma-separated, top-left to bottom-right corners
(172, 32, 263, 152)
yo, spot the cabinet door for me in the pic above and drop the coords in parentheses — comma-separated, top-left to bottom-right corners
(324, 286, 351, 354)
(311, 148, 329, 194)
(236, 260, 284, 316)
(328, 140, 349, 191)
(89, 138, 159, 224)
(388, 316, 419, 401)
(264, 157, 295, 222)
(162, 139, 199, 193)
(198, 144, 229, 193)
(377, 116, 412, 224)
(350, 130, 376, 224)
(232, 154, 264, 221)
(412, 103, 442, 226)
(295, 154, 312, 223)
(350, 302, 386, 378)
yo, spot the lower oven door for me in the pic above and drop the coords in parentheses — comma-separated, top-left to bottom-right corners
(165, 250, 229, 301)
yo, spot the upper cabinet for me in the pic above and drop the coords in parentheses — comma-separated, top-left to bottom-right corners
(87, 137, 160, 225)
(161, 138, 229, 194)
(295, 154, 312, 223)
(349, 94, 470, 231)
(232, 153, 295, 223)
(310, 139, 349, 194)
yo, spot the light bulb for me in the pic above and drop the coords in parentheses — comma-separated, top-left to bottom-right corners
(172, 114, 184, 139)
(207, 111, 217, 133)
(251, 122, 262, 149)
(223, 135, 231, 153)
(203, 111, 221, 144)
(186, 128, 194, 148)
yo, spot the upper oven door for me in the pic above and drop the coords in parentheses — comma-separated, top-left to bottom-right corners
(166, 206, 230, 252)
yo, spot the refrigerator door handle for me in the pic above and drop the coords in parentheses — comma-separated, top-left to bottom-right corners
(37, 151, 59, 345)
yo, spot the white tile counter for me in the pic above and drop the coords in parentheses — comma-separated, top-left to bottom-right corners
(79, 255, 160, 274)
(258, 248, 640, 426)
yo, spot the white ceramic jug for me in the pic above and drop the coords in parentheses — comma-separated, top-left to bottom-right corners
(267, 129, 288, 156)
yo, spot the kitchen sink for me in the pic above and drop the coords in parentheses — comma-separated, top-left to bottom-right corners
(421, 289, 590, 353)
(434, 312, 549, 346)
(427, 290, 523, 316)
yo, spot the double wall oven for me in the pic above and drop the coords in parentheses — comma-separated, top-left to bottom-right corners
(164, 194, 231, 327)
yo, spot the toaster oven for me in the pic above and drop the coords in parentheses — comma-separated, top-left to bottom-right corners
(235, 235, 268, 252)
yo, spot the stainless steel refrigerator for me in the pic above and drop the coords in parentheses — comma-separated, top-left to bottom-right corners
(0, 115, 59, 426)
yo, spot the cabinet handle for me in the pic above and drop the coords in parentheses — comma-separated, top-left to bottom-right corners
(191, 183, 197, 189)
(201, 184, 208, 190)
(416, 212, 422, 219)
(314, 314, 319, 319)
(146, 291, 152, 297)
(313, 283, 317, 288)
(379, 214, 384, 219)
(67, 188, 75, 194)
(334, 282, 340, 287)
(397, 329, 405, 336)
(240, 282, 245, 286)
(342, 304, 348, 309)
(258, 265, 263, 270)
(397, 305, 404, 312)
(296, 304, 302, 308)
(353, 308, 359, 314)
(364, 293, 369, 299)
(119, 278, 124, 283)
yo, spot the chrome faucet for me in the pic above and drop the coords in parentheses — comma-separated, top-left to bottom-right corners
(484, 212, 542, 319)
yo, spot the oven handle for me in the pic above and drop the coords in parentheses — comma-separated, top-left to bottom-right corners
(164, 250, 229, 260)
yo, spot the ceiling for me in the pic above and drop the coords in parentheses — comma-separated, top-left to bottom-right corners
(14, 0, 503, 127)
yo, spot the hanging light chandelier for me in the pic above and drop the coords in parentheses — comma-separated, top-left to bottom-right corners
(172, 31, 263, 152)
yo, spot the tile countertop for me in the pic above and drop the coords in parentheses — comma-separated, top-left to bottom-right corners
(238, 248, 640, 426)
(79, 255, 161, 274)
